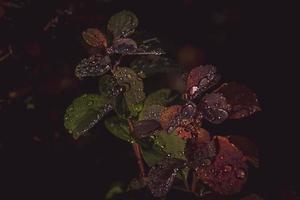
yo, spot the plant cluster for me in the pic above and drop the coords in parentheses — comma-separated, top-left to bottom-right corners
(64, 10, 261, 198)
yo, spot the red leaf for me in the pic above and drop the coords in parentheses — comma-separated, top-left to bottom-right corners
(197, 136, 248, 195)
(215, 82, 261, 119)
(185, 65, 220, 100)
(185, 131, 217, 169)
(82, 28, 107, 48)
(148, 158, 185, 197)
(228, 135, 259, 167)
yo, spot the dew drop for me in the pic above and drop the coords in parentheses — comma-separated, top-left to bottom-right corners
(236, 168, 246, 179)
(223, 165, 233, 173)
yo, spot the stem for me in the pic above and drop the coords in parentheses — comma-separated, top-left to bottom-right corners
(127, 119, 146, 178)
(191, 171, 198, 193)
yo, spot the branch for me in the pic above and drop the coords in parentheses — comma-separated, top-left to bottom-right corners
(127, 119, 146, 178)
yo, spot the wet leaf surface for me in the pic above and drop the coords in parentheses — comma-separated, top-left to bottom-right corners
(75, 55, 111, 79)
(154, 131, 186, 159)
(185, 133, 217, 169)
(130, 55, 177, 77)
(185, 65, 220, 100)
(197, 136, 248, 195)
(160, 102, 197, 133)
(139, 105, 166, 121)
(114, 67, 145, 116)
(104, 116, 135, 143)
(99, 74, 122, 98)
(200, 93, 230, 124)
(160, 105, 182, 130)
(215, 82, 261, 119)
(133, 120, 161, 138)
(107, 38, 137, 55)
(64, 94, 112, 139)
(148, 158, 185, 197)
(140, 139, 167, 167)
(107, 10, 138, 39)
(82, 28, 107, 48)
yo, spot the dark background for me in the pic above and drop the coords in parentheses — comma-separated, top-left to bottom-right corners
(0, 0, 298, 199)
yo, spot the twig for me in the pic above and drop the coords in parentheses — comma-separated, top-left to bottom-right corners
(127, 119, 146, 178)
(191, 171, 198, 193)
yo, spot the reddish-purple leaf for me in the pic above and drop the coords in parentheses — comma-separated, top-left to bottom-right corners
(133, 120, 161, 138)
(197, 136, 248, 195)
(199, 93, 230, 124)
(82, 28, 107, 48)
(228, 135, 259, 167)
(185, 65, 220, 100)
(148, 158, 185, 197)
(107, 38, 137, 55)
(160, 105, 182, 130)
(215, 82, 261, 119)
(185, 130, 217, 169)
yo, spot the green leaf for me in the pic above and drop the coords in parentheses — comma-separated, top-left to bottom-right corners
(154, 131, 186, 160)
(127, 178, 147, 191)
(130, 56, 178, 77)
(141, 144, 166, 167)
(176, 166, 189, 182)
(113, 95, 131, 119)
(139, 105, 165, 121)
(104, 116, 135, 143)
(114, 67, 145, 116)
(64, 94, 112, 139)
(144, 89, 171, 107)
(105, 182, 124, 200)
(139, 89, 171, 120)
(99, 74, 122, 98)
(107, 10, 138, 39)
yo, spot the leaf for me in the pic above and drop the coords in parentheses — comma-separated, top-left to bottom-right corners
(185, 65, 220, 100)
(105, 182, 124, 200)
(107, 10, 138, 39)
(113, 95, 131, 119)
(139, 105, 165, 121)
(104, 116, 135, 143)
(75, 55, 111, 79)
(148, 158, 185, 197)
(196, 136, 248, 195)
(159, 102, 196, 133)
(132, 32, 166, 55)
(64, 94, 112, 139)
(185, 135, 217, 169)
(228, 135, 259, 167)
(176, 166, 189, 182)
(82, 28, 107, 48)
(200, 93, 230, 124)
(144, 89, 172, 107)
(154, 131, 186, 159)
(159, 105, 182, 130)
(99, 74, 122, 98)
(107, 38, 137, 55)
(130, 56, 178, 77)
(133, 120, 161, 138)
(214, 82, 261, 119)
(114, 67, 145, 116)
(141, 144, 166, 167)
(138, 89, 171, 120)
(127, 178, 147, 191)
